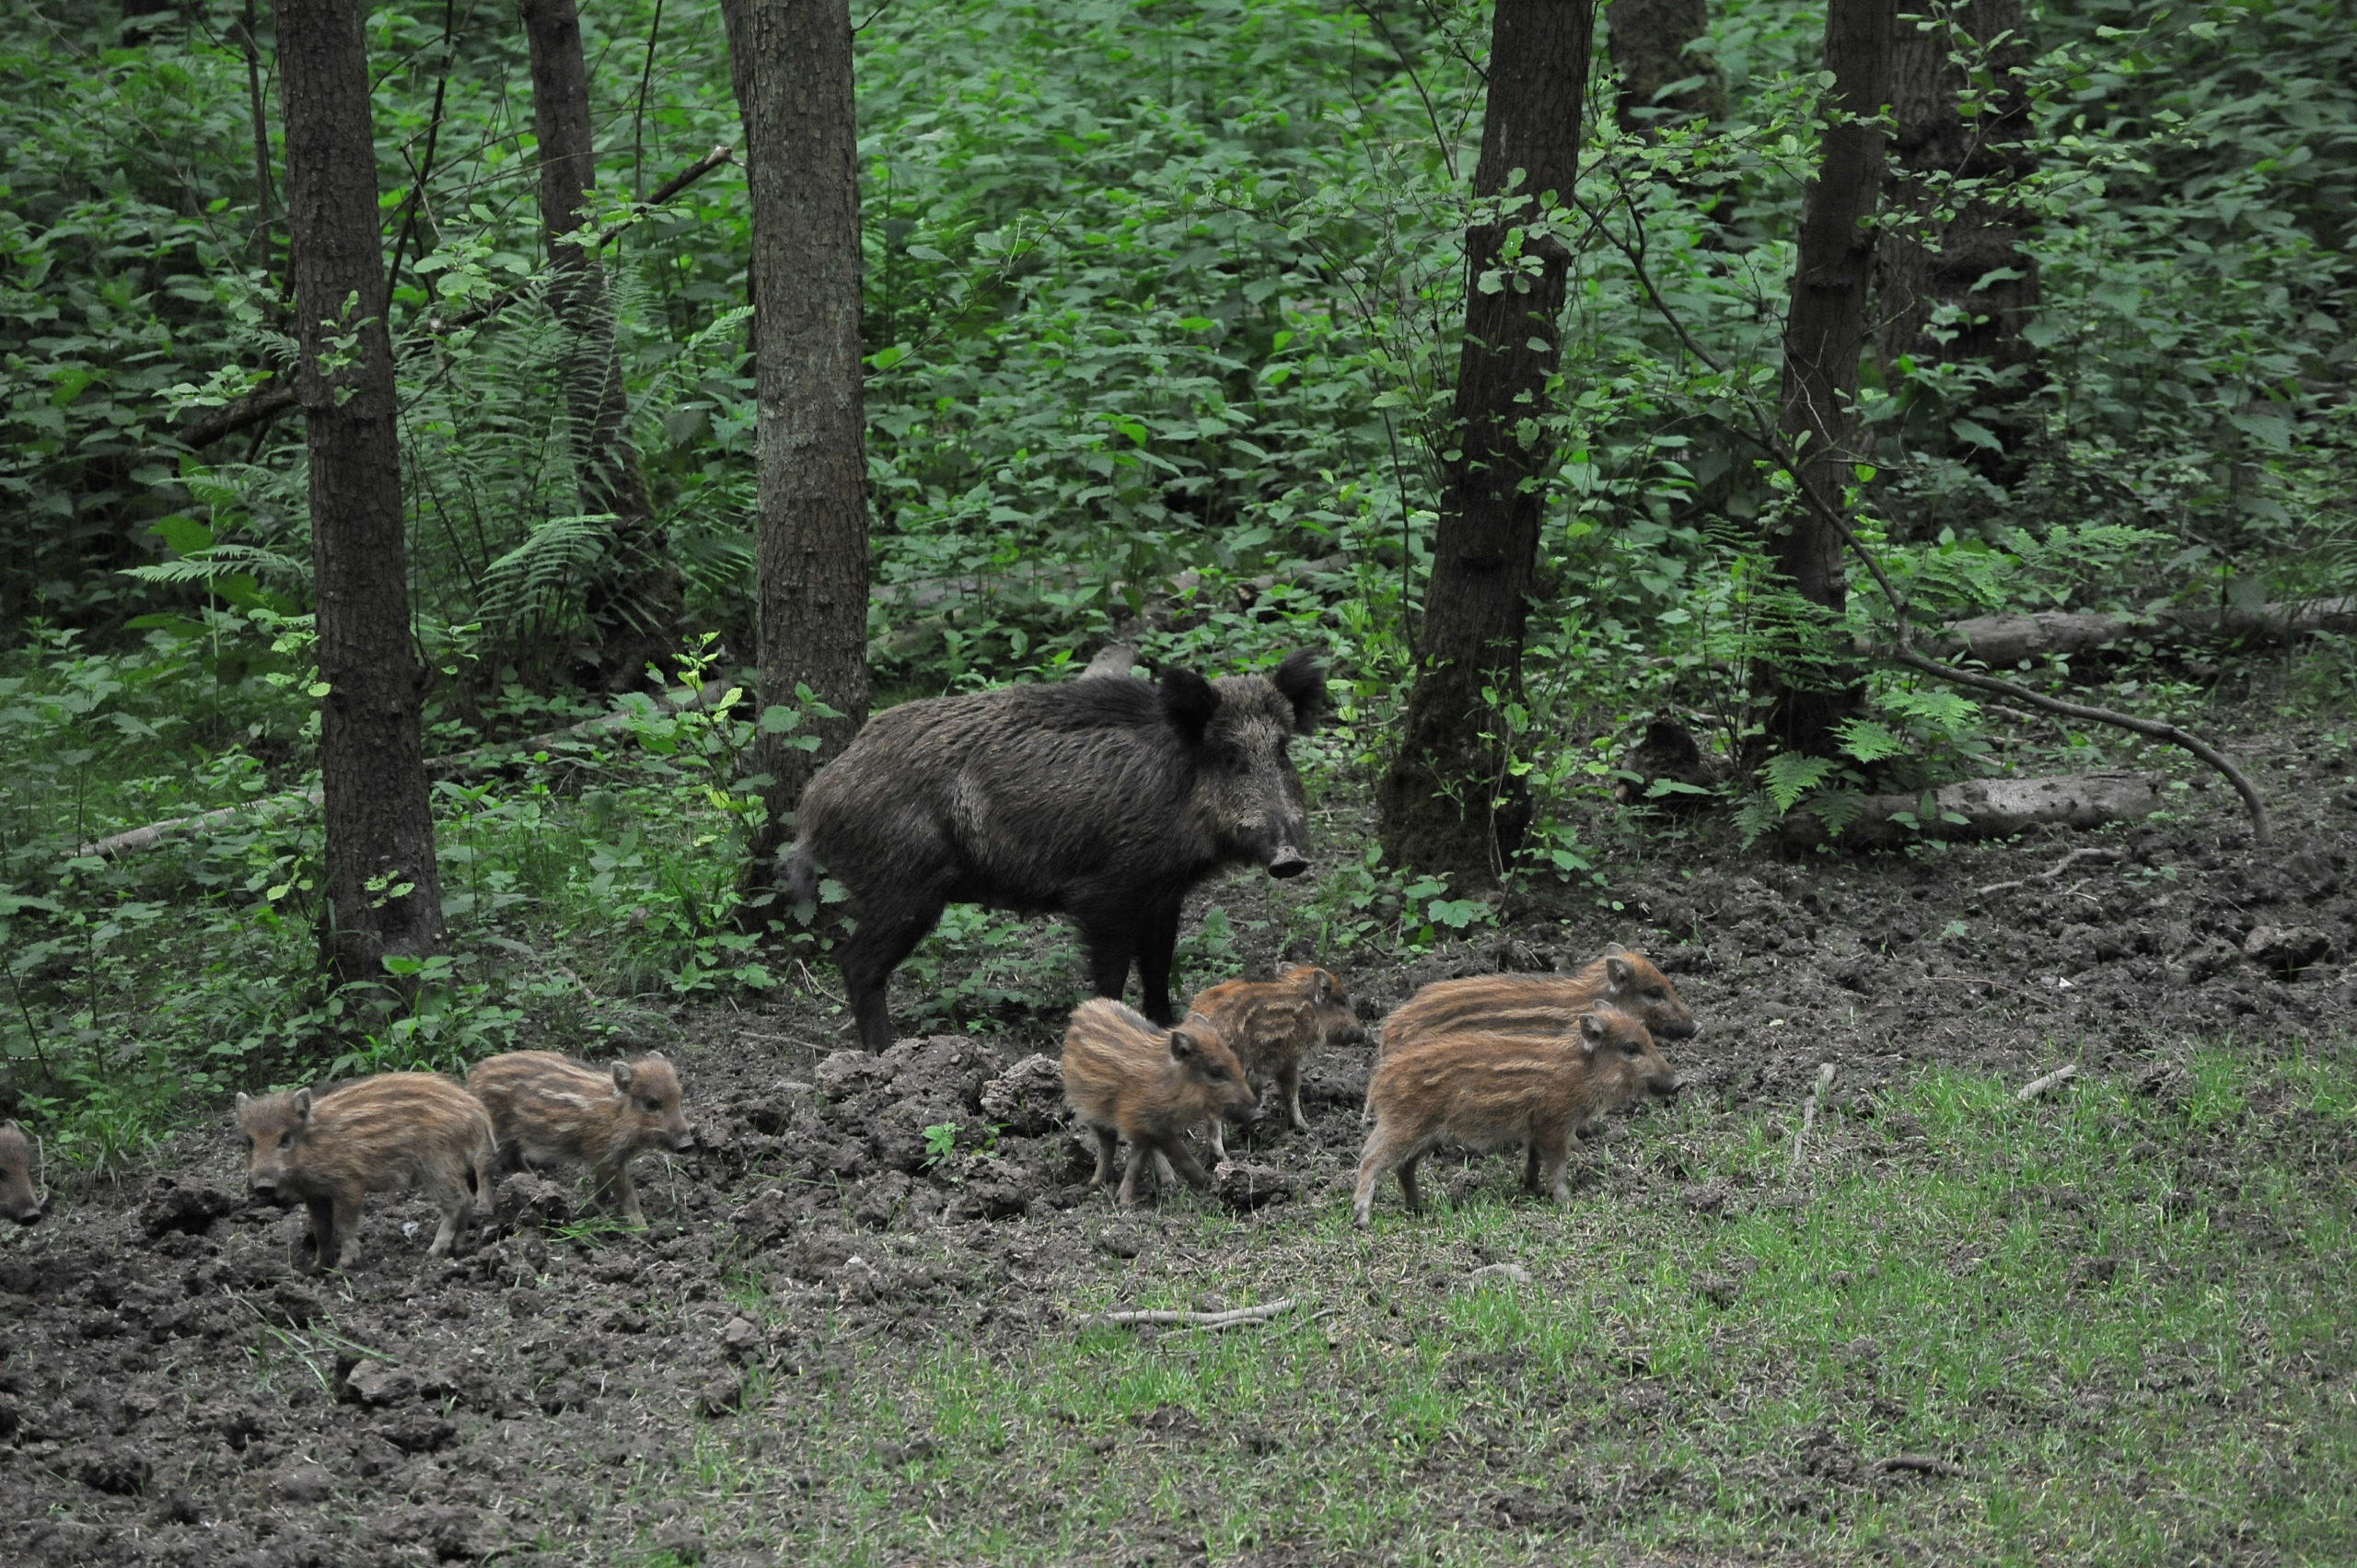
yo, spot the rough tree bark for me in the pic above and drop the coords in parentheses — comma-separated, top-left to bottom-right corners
(1377, 0, 1596, 885)
(1763, 0, 1895, 758)
(275, 0, 446, 980)
(729, 0, 871, 882)
(519, 0, 685, 691)
(1876, 0, 2040, 516)
(1607, 0, 1724, 137)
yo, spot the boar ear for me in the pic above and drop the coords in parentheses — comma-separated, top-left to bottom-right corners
(1167, 1028, 1202, 1063)
(1604, 955, 1635, 991)
(1579, 1011, 1607, 1057)
(291, 1088, 312, 1120)
(1271, 649, 1329, 735)
(1155, 666, 1220, 748)
(610, 1060, 634, 1091)
(1, 1118, 17, 1132)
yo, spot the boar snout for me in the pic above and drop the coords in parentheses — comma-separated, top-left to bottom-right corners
(1266, 845, 1309, 878)
(9, 1200, 41, 1226)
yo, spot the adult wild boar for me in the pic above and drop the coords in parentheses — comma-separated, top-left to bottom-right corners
(784, 650, 1329, 1051)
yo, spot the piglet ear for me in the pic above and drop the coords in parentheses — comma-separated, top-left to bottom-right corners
(234, 1095, 249, 1112)
(2, 1119, 18, 1133)
(1167, 1028, 1202, 1063)
(1604, 955, 1635, 991)
(1271, 649, 1329, 735)
(1155, 667, 1220, 748)
(1602, 942, 1630, 957)
(1579, 1011, 1606, 1057)
(291, 1088, 313, 1121)
(611, 1060, 635, 1091)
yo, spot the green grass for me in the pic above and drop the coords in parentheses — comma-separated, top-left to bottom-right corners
(639, 1047, 2357, 1565)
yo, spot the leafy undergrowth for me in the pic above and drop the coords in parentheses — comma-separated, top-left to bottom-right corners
(634, 1051, 2355, 1566)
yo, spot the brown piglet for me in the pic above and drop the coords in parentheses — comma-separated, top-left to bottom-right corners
(1353, 1005, 1678, 1226)
(1184, 964, 1363, 1157)
(1377, 944, 1699, 1059)
(1061, 997, 1260, 1207)
(1, 1119, 46, 1225)
(466, 1051, 692, 1227)
(236, 1074, 496, 1269)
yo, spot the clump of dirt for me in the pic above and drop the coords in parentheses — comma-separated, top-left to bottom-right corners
(3, 698, 2351, 1562)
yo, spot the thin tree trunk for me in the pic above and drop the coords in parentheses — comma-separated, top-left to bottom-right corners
(275, 0, 446, 981)
(730, 0, 871, 883)
(1763, 0, 1894, 758)
(1377, 0, 1596, 885)
(1876, 0, 2039, 522)
(519, 0, 684, 692)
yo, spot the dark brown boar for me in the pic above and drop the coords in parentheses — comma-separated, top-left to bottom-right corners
(1377, 944, 1699, 1059)
(466, 1051, 693, 1226)
(1060, 997, 1260, 1207)
(782, 650, 1329, 1051)
(0, 1119, 45, 1225)
(235, 1074, 495, 1269)
(1184, 964, 1363, 1158)
(1353, 1006, 1678, 1226)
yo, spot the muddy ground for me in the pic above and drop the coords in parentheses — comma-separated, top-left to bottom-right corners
(4, 690, 2353, 1565)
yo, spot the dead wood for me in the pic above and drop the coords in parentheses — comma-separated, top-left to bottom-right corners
(2015, 1064, 2079, 1103)
(1973, 845, 2117, 897)
(1792, 1063, 1836, 1166)
(1874, 1455, 1961, 1478)
(1094, 1297, 1298, 1330)
(1781, 772, 2157, 850)
(1933, 598, 2357, 667)
(75, 680, 734, 858)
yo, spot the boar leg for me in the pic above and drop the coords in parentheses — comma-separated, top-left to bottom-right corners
(837, 895, 947, 1052)
(302, 1196, 337, 1271)
(1087, 1126, 1120, 1188)
(1115, 1143, 1155, 1207)
(599, 1159, 647, 1227)
(426, 1188, 469, 1258)
(1395, 1152, 1426, 1214)
(1132, 899, 1184, 1026)
(325, 1195, 365, 1270)
(1078, 918, 1142, 1015)
(1277, 1063, 1308, 1132)
(1352, 1132, 1409, 1226)
(1153, 1138, 1215, 1193)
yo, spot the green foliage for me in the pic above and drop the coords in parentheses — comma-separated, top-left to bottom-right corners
(5, 0, 2356, 1144)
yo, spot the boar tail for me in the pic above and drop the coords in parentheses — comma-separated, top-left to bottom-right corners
(781, 841, 820, 909)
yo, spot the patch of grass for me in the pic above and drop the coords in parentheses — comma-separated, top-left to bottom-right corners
(653, 1047, 2356, 1564)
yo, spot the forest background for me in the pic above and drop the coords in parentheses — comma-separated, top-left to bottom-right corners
(1, 0, 2352, 1157)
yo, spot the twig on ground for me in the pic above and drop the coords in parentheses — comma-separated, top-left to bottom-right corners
(2016, 1064, 2079, 1103)
(1792, 1063, 1836, 1167)
(1975, 846, 2119, 897)
(1874, 1455, 1962, 1478)
(1094, 1297, 1299, 1330)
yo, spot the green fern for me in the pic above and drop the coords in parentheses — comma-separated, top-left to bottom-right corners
(1760, 752, 1836, 815)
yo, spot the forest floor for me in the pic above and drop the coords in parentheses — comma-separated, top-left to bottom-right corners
(6, 669, 2356, 1566)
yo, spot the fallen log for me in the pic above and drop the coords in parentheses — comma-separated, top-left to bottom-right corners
(1929, 598, 2357, 667)
(1780, 772, 2158, 850)
(75, 679, 735, 859)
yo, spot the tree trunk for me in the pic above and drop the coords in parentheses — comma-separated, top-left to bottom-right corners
(518, 0, 684, 692)
(1763, 0, 1894, 758)
(276, 0, 446, 981)
(1377, 0, 1596, 886)
(730, 0, 871, 882)
(1607, 0, 1724, 136)
(1876, 0, 2040, 518)
(122, 0, 175, 45)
